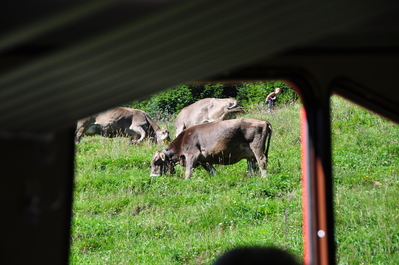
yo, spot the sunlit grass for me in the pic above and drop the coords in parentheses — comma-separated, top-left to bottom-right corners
(330, 96, 399, 264)
(70, 97, 399, 264)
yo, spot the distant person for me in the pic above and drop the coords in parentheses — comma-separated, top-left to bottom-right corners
(212, 246, 302, 265)
(265, 87, 281, 112)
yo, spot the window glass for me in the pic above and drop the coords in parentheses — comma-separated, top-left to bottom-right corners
(331, 95, 399, 264)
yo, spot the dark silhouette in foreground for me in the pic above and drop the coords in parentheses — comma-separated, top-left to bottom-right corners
(212, 246, 302, 265)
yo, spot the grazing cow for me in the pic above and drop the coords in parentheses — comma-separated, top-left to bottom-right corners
(75, 107, 170, 144)
(174, 98, 244, 137)
(150, 118, 272, 179)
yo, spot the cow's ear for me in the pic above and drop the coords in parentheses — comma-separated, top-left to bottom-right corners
(160, 152, 166, 161)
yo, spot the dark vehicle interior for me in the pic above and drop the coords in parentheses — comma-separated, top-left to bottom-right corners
(1, 1, 398, 264)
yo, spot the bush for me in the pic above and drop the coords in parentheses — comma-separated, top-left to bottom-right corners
(126, 81, 298, 118)
(236, 81, 297, 107)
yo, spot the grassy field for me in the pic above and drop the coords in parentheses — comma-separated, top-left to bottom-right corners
(331, 97, 399, 264)
(70, 96, 399, 264)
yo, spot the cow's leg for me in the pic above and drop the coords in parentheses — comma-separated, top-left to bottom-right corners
(257, 155, 267, 177)
(74, 127, 85, 144)
(246, 159, 259, 176)
(250, 146, 267, 177)
(184, 155, 198, 179)
(201, 163, 217, 175)
(129, 125, 146, 144)
(184, 167, 193, 179)
(75, 124, 98, 143)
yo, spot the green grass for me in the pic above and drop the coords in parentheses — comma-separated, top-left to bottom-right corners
(70, 97, 399, 264)
(331, 97, 399, 265)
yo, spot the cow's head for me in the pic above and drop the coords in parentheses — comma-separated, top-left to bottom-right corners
(150, 150, 176, 176)
(155, 130, 171, 145)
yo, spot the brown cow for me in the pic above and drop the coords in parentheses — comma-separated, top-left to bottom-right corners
(75, 107, 170, 144)
(174, 98, 244, 137)
(150, 118, 272, 179)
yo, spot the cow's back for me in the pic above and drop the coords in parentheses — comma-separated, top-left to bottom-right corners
(207, 98, 238, 120)
(187, 118, 266, 139)
(174, 98, 240, 136)
(129, 108, 161, 132)
(94, 107, 133, 125)
(76, 107, 168, 143)
(174, 98, 213, 127)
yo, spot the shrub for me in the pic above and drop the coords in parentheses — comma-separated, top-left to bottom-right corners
(236, 81, 297, 108)
(126, 81, 298, 119)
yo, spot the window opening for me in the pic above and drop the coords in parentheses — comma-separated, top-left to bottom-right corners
(331, 95, 399, 264)
(71, 81, 304, 264)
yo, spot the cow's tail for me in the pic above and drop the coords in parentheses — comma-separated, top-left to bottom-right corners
(227, 101, 245, 113)
(144, 113, 160, 132)
(227, 101, 238, 109)
(264, 122, 272, 163)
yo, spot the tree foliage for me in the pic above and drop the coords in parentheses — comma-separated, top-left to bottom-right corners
(236, 81, 297, 107)
(126, 81, 298, 118)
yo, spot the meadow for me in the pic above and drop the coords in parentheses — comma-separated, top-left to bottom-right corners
(70, 96, 399, 264)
